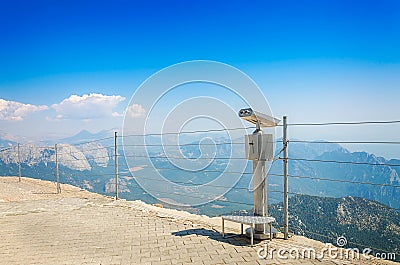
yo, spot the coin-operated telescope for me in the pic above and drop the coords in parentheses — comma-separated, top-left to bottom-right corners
(238, 108, 280, 239)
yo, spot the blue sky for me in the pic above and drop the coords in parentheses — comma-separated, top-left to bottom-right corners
(0, 0, 400, 158)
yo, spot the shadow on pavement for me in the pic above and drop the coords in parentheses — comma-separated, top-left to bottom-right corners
(172, 228, 256, 246)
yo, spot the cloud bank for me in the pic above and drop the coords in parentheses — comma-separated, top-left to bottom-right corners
(51, 93, 126, 120)
(0, 98, 48, 121)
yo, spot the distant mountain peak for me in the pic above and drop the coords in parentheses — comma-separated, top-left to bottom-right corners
(61, 129, 116, 144)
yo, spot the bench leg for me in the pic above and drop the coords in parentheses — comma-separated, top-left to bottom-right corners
(250, 223, 254, 246)
(269, 222, 272, 241)
(222, 219, 225, 238)
(241, 223, 243, 235)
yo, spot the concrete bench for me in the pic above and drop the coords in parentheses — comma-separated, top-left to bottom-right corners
(221, 215, 275, 246)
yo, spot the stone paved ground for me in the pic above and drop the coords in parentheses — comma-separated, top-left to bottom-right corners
(0, 177, 397, 265)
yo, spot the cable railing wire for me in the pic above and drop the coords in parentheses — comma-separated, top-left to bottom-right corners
(153, 167, 254, 175)
(124, 154, 246, 160)
(289, 140, 400, 145)
(122, 142, 247, 147)
(269, 189, 400, 211)
(130, 172, 284, 191)
(58, 155, 115, 163)
(121, 126, 256, 138)
(281, 120, 400, 126)
(120, 178, 253, 208)
(64, 136, 115, 147)
(287, 174, 400, 188)
(55, 145, 114, 155)
(283, 157, 400, 167)
(142, 187, 254, 207)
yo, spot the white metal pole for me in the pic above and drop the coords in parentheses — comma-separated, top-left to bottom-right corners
(253, 160, 266, 232)
(253, 128, 266, 234)
(283, 116, 289, 239)
(115, 131, 118, 200)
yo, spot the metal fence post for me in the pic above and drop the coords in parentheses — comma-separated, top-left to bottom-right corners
(114, 131, 118, 200)
(55, 144, 61, 193)
(18, 143, 21, 182)
(283, 116, 289, 239)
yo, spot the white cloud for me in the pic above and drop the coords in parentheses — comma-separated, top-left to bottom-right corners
(0, 98, 48, 121)
(126, 104, 146, 118)
(111, 112, 123, 117)
(51, 93, 126, 120)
